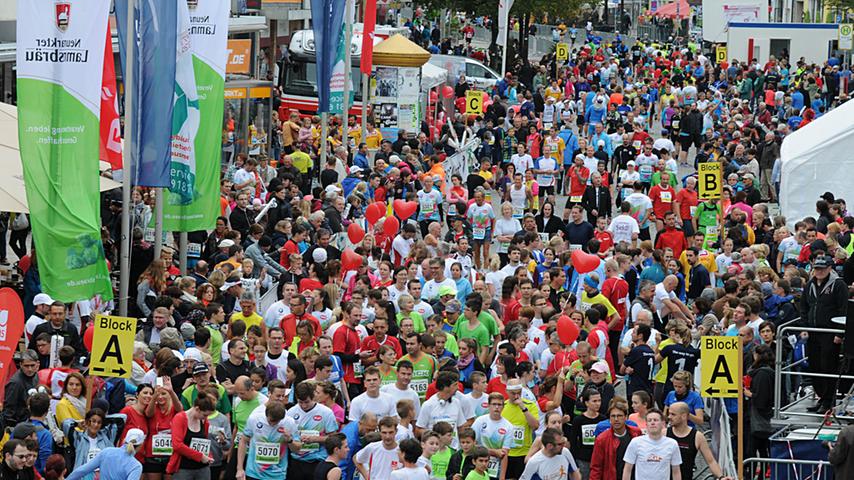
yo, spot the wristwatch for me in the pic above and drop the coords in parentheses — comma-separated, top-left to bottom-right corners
(521, 407, 529, 413)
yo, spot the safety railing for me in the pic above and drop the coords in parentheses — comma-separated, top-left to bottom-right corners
(773, 318, 854, 423)
(742, 457, 833, 480)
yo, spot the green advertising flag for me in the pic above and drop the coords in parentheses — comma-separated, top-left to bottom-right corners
(16, 0, 113, 302)
(162, 0, 230, 232)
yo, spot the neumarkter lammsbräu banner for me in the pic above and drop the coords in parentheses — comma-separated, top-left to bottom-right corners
(162, 0, 229, 232)
(16, 0, 113, 302)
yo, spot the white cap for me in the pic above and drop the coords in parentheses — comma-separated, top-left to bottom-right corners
(124, 428, 146, 446)
(183, 347, 203, 362)
(218, 239, 235, 248)
(312, 248, 328, 263)
(349, 165, 364, 174)
(220, 280, 241, 291)
(324, 185, 342, 196)
(33, 293, 54, 306)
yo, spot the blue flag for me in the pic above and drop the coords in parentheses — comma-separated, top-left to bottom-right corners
(310, 0, 346, 113)
(115, 0, 177, 187)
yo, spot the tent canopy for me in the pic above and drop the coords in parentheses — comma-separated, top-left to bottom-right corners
(421, 62, 447, 91)
(650, 0, 691, 19)
(373, 34, 430, 67)
(0, 102, 120, 213)
(779, 99, 854, 225)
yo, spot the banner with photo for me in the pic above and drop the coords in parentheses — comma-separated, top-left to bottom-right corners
(16, 0, 113, 301)
(371, 65, 421, 141)
(162, 0, 229, 231)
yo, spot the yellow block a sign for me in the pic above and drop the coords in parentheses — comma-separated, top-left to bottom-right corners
(698, 162, 722, 200)
(556, 43, 569, 61)
(466, 90, 484, 115)
(700, 336, 740, 397)
(90, 315, 137, 378)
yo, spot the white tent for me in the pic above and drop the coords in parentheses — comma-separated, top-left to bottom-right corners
(779, 99, 854, 225)
(0, 102, 120, 213)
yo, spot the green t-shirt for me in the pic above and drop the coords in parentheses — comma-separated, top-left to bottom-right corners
(452, 319, 492, 352)
(181, 383, 231, 414)
(696, 202, 721, 229)
(651, 170, 678, 188)
(396, 311, 426, 333)
(465, 469, 490, 480)
(432, 446, 453, 479)
(232, 394, 265, 445)
(398, 353, 437, 400)
(380, 368, 398, 386)
(207, 326, 224, 365)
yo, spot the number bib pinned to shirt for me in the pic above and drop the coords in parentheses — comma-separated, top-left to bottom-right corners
(152, 433, 173, 456)
(255, 441, 282, 465)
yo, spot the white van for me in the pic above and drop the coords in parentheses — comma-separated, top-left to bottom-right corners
(427, 55, 500, 91)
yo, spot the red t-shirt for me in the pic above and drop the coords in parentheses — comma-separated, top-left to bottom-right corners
(280, 313, 322, 346)
(487, 376, 508, 399)
(648, 184, 676, 219)
(655, 227, 688, 258)
(333, 323, 362, 384)
(501, 298, 521, 323)
(568, 166, 590, 199)
(280, 239, 300, 268)
(361, 335, 402, 359)
(594, 230, 614, 255)
(601, 277, 629, 331)
(120, 406, 149, 462)
(675, 188, 698, 220)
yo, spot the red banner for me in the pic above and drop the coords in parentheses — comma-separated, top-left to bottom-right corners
(100, 24, 123, 171)
(360, 0, 377, 75)
(0, 288, 24, 386)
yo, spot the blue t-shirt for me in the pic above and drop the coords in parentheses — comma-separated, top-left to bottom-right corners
(664, 390, 705, 427)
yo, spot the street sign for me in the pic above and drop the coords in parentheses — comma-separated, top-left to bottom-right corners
(466, 90, 484, 115)
(90, 314, 137, 378)
(556, 43, 569, 61)
(840, 24, 853, 50)
(698, 162, 722, 200)
(700, 336, 740, 397)
(715, 46, 727, 64)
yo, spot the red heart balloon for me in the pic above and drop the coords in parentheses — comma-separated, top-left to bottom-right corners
(383, 216, 400, 237)
(347, 223, 366, 244)
(557, 314, 580, 346)
(393, 199, 418, 220)
(571, 249, 601, 274)
(84, 324, 94, 351)
(365, 203, 385, 225)
(342, 248, 362, 271)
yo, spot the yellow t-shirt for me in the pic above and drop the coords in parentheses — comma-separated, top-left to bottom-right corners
(502, 399, 540, 456)
(231, 311, 264, 331)
(579, 292, 618, 318)
(545, 87, 562, 101)
(291, 150, 313, 174)
(365, 129, 383, 149)
(654, 338, 674, 383)
(678, 249, 717, 289)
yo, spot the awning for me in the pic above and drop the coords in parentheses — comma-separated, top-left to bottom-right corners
(651, 0, 691, 19)
(373, 34, 431, 67)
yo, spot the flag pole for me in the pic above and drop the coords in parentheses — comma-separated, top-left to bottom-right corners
(154, 188, 163, 258)
(361, 74, 368, 144)
(118, 0, 136, 317)
(342, 0, 353, 131)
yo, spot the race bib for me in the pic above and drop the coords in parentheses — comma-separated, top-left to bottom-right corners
(570, 195, 582, 203)
(86, 448, 101, 462)
(500, 241, 511, 251)
(300, 429, 321, 452)
(187, 243, 202, 258)
(541, 174, 554, 186)
(410, 379, 429, 394)
(511, 426, 525, 447)
(473, 227, 486, 240)
(152, 433, 173, 456)
(689, 206, 697, 217)
(448, 204, 457, 217)
(421, 198, 435, 215)
(706, 225, 719, 235)
(569, 244, 583, 252)
(632, 140, 642, 149)
(255, 441, 282, 465)
(660, 191, 672, 203)
(190, 438, 211, 458)
(488, 457, 500, 477)
(512, 206, 524, 219)
(582, 424, 597, 445)
(354, 361, 365, 378)
(671, 120, 680, 130)
(639, 165, 653, 181)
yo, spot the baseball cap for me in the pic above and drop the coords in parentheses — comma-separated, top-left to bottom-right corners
(183, 347, 203, 362)
(324, 184, 342, 196)
(220, 278, 242, 291)
(218, 239, 235, 248)
(590, 362, 609, 374)
(33, 293, 54, 306)
(124, 428, 146, 446)
(438, 285, 458, 298)
(349, 165, 364, 174)
(11, 423, 36, 439)
(192, 363, 211, 376)
(626, 160, 636, 167)
(312, 248, 328, 263)
(813, 255, 833, 269)
(445, 299, 462, 314)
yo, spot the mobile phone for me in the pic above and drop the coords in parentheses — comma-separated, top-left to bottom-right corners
(155, 377, 165, 388)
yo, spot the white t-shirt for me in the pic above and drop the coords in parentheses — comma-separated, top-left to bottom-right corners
(511, 154, 534, 175)
(354, 441, 402, 479)
(494, 218, 521, 253)
(349, 391, 398, 422)
(381, 383, 422, 418)
(625, 193, 653, 228)
(392, 235, 414, 265)
(472, 414, 515, 477)
(536, 156, 558, 187)
(387, 284, 407, 310)
(390, 465, 430, 480)
(519, 448, 579, 480)
(463, 392, 490, 419)
(395, 423, 415, 443)
(413, 301, 434, 320)
(25, 315, 47, 342)
(623, 434, 682, 478)
(653, 283, 678, 319)
(608, 214, 640, 245)
(263, 300, 290, 328)
(233, 169, 257, 195)
(285, 402, 339, 459)
(416, 395, 469, 449)
(422, 277, 456, 301)
(417, 189, 443, 220)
